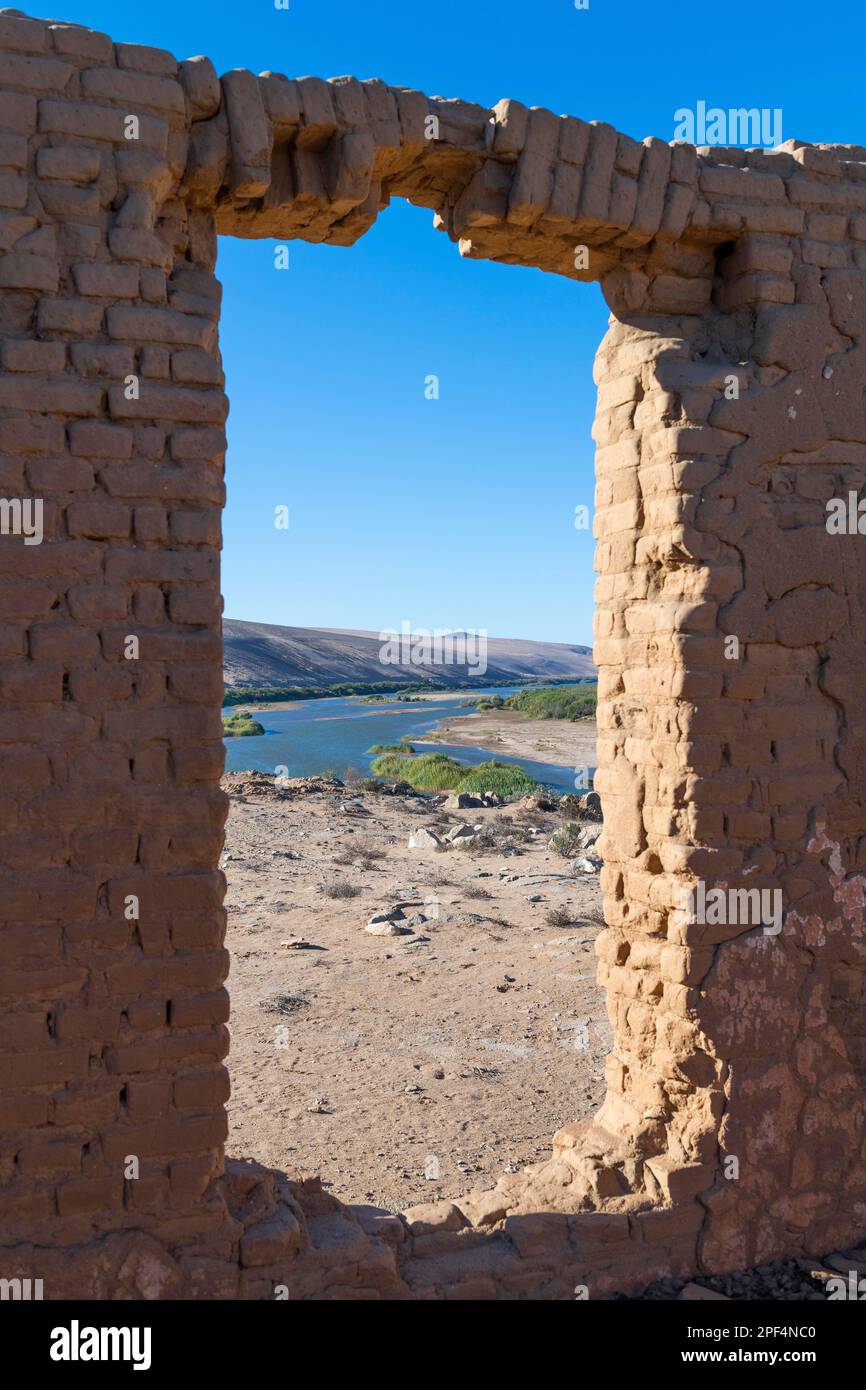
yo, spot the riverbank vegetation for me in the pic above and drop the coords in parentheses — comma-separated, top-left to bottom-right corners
(222, 712, 266, 737)
(476, 683, 597, 720)
(223, 676, 593, 709)
(369, 750, 537, 799)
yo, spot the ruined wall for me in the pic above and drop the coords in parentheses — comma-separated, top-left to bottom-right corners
(1, 6, 865, 1297)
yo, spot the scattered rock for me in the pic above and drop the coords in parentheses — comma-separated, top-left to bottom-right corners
(516, 792, 557, 812)
(391, 933, 430, 951)
(366, 919, 411, 936)
(439, 911, 487, 928)
(222, 771, 344, 800)
(571, 855, 602, 874)
(408, 828, 443, 849)
(367, 907, 406, 926)
(442, 791, 503, 810)
(446, 822, 476, 841)
(376, 780, 417, 796)
(575, 823, 602, 851)
(400, 912, 429, 931)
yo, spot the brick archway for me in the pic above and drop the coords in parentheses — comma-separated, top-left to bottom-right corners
(1, 8, 865, 1298)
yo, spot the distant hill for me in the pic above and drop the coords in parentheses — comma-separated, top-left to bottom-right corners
(223, 619, 595, 689)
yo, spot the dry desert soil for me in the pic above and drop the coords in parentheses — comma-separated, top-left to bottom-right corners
(222, 773, 609, 1212)
(420, 705, 597, 768)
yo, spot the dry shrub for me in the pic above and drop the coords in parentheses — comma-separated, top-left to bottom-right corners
(545, 905, 578, 929)
(323, 880, 362, 899)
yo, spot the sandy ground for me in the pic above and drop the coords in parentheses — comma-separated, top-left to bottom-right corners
(422, 708, 597, 769)
(223, 775, 609, 1212)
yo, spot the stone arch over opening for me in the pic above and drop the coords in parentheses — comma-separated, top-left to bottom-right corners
(1, 8, 866, 1298)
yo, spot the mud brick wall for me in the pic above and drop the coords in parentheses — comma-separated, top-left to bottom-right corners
(1, 7, 866, 1298)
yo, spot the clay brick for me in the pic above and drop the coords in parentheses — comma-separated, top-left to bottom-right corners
(49, 24, 114, 64)
(0, 1094, 49, 1128)
(0, 1011, 49, 1049)
(17, 1139, 83, 1174)
(0, 250, 57, 289)
(62, 218, 110, 256)
(26, 458, 94, 492)
(0, 13, 48, 54)
(140, 344, 170, 379)
(102, 462, 222, 505)
(133, 425, 166, 459)
(36, 145, 101, 182)
(167, 587, 221, 625)
(260, 71, 300, 134)
(66, 498, 131, 539)
(0, 1046, 89, 1087)
(134, 505, 168, 542)
(169, 1153, 214, 1201)
(0, 416, 65, 453)
(38, 100, 168, 154)
(180, 56, 221, 121)
(0, 94, 35, 141)
(221, 68, 272, 196)
(82, 67, 185, 117)
(68, 421, 133, 458)
(173, 1063, 230, 1107)
(108, 382, 226, 423)
(72, 261, 140, 297)
(1, 338, 66, 372)
(37, 181, 101, 221)
(0, 52, 72, 91)
(106, 303, 213, 346)
(69, 341, 135, 376)
(170, 509, 220, 545)
(171, 348, 221, 385)
(116, 42, 178, 78)
(67, 583, 129, 621)
(37, 296, 104, 334)
(0, 132, 26, 168)
(0, 374, 101, 414)
(108, 226, 173, 268)
(57, 1174, 124, 1217)
(140, 267, 167, 303)
(169, 426, 226, 460)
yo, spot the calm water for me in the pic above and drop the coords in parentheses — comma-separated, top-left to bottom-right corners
(223, 686, 589, 793)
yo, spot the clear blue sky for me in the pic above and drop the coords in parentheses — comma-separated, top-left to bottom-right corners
(59, 0, 866, 644)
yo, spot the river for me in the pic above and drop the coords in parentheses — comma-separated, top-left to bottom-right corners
(222, 686, 587, 793)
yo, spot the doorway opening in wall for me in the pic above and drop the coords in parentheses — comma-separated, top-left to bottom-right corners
(215, 198, 612, 1212)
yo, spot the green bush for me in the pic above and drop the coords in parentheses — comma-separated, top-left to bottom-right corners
(222, 713, 265, 737)
(370, 752, 462, 791)
(370, 752, 537, 801)
(502, 683, 597, 721)
(367, 743, 416, 755)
